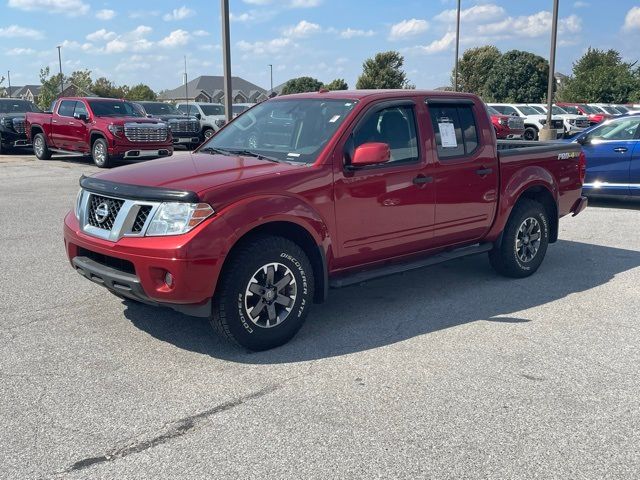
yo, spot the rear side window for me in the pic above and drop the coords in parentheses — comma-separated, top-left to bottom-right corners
(58, 100, 76, 117)
(428, 104, 479, 159)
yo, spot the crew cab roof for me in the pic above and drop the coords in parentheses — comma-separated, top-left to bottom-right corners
(274, 89, 480, 102)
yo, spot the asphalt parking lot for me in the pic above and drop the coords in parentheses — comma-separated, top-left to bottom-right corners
(1, 151, 639, 479)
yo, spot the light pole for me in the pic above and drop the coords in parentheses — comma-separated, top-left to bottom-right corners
(540, 0, 559, 141)
(221, 0, 232, 122)
(7, 70, 11, 98)
(57, 45, 64, 95)
(268, 64, 273, 95)
(454, 0, 461, 91)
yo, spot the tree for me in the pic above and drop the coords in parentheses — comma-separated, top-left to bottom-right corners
(324, 78, 348, 90)
(37, 67, 64, 110)
(483, 50, 549, 103)
(453, 45, 501, 96)
(356, 51, 413, 89)
(92, 77, 126, 98)
(557, 48, 639, 103)
(67, 70, 93, 95)
(127, 83, 157, 101)
(281, 76, 323, 95)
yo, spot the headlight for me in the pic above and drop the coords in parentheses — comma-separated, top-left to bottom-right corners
(108, 124, 124, 137)
(74, 189, 83, 219)
(539, 119, 546, 125)
(146, 202, 214, 236)
(1, 117, 12, 128)
(498, 118, 508, 125)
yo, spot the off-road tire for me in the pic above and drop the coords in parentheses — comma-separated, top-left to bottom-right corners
(211, 235, 314, 351)
(92, 138, 112, 168)
(489, 199, 550, 278)
(33, 133, 52, 160)
(524, 126, 538, 141)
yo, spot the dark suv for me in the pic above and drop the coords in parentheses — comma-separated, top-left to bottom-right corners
(136, 101, 201, 150)
(0, 98, 40, 153)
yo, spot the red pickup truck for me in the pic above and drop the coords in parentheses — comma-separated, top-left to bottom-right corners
(26, 97, 173, 168)
(63, 90, 587, 351)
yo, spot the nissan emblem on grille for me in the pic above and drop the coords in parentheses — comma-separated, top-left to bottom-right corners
(94, 202, 109, 223)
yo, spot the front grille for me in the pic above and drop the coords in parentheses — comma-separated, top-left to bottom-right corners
(13, 118, 26, 134)
(132, 205, 152, 233)
(87, 194, 124, 231)
(77, 247, 135, 275)
(124, 123, 168, 142)
(576, 119, 589, 128)
(168, 120, 199, 134)
(508, 117, 524, 129)
(551, 120, 564, 129)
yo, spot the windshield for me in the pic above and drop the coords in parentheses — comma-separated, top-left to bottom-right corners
(562, 105, 580, 114)
(516, 105, 540, 116)
(529, 105, 546, 114)
(601, 106, 620, 114)
(200, 104, 224, 116)
(0, 100, 40, 113)
(615, 105, 629, 113)
(202, 98, 357, 164)
(486, 105, 500, 115)
(140, 102, 181, 116)
(232, 105, 251, 114)
(88, 100, 144, 117)
(580, 104, 599, 114)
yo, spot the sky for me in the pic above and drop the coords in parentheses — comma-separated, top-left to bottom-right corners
(1, 0, 640, 92)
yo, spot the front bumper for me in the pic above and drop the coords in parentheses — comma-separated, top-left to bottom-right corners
(172, 135, 200, 144)
(109, 139, 174, 158)
(1, 129, 30, 147)
(64, 211, 235, 316)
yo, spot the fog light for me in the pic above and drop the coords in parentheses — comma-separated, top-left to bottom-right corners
(165, 271, 174, 287)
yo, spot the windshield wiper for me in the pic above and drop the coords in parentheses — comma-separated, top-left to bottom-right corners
(200, 146, 234, 155)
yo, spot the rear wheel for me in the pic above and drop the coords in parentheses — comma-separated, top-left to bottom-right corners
(92, 138, 112, 168)
(211, 235, 314, 351)
(33, 133, 52, 160)
(489, 199, 550, 278)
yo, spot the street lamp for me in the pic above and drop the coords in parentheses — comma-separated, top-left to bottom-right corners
(57, 45, 64, 95)
(221, 0, 232, 122)
(7, 70, 11, 98)
(268, 64, 273, 95)
(540, 0, 559, 141)
(454, 0, 461, 92)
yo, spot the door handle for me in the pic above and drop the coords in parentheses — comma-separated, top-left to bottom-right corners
(613, 147, 628, 153)
(476, 167, 493, 176)
(413, 175, 433, 185)
(69, 122, 76, 126)
(52, 120, 58, 123)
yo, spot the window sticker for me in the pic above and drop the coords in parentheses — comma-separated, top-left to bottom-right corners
(438, 122, 457, 148)
(329, 115, 341, 123)
(287, 152, 301, 157)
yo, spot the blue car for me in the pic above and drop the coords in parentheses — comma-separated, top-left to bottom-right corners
(568, 114, 640, 198)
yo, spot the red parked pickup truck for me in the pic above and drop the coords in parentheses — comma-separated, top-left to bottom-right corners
(486, 104, 525, 139)
(26, 97, 173, 168)
(63, 90, 587, 350)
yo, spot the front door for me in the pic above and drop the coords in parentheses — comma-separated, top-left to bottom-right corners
(333, 101, 436, 267)
(425, 100, 499, 246)
(52, 100, 77, 149)
(581, 116, 640, 197)
(71, 101, 90, 152)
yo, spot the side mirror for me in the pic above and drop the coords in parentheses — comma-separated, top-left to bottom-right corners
(351, 142, 390, 167)
(74, 113, 88, 122)
(146, 114, 153, 118)
(576, 135, 590, 145)
(194, 113, 202, 120)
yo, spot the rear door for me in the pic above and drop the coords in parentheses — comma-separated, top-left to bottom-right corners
(52, 100, 77, 149)
(425, 99, 499, 246)
(333, 99, 436, 267)
(71, 101, 90, 152)
(581, 117, 640, 197)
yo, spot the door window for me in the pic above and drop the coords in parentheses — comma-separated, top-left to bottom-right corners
(74, 102, 88, 117)
(586, 118, 640, 142)
(428, 104, 479, 159)
(58, 100, 76, 117)
(353, 106, 419, 164)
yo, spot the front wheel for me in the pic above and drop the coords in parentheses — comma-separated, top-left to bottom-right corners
(92, 138, 112, 168)
(202, 128, 214, 141)
(523, 127, 538, 141)
(33, 133, 52, 160)
(211, 236, 314, 351)
(489, 199, 550, 278)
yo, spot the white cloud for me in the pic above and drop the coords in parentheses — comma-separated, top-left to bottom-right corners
(104, 39, 127, 54)
(193, 30, 210, 37)
(0, 25, 44, 39)
(60, 40, 81, 49)
(237, 37, 291, 55)
(283, 20, 321, 38)
(158, 29, 190, 47)
(416, 31, 457, 54)
(6, 47, 36, 56)
(573, 1, 589, 7)
(623, 6, 640, 31)
(96, 9, 115, 20)
(478, 12, 582, 37)
(242, 0, 320, 7)
(435, 4, 506, 23)
(8, 0, 90, 16)
(389, 19, 429, 40)
(163, 6, 194, 21)
(340, 28, 374, 39)
(86, 29, 116, 42)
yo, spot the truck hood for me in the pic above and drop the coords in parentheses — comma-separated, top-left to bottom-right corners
(152, 114, 198, 122)
(97, 116, 167, 125)
(90, 152, 305, 196)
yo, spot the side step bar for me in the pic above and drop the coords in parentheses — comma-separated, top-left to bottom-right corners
(329, 243, 494, 288)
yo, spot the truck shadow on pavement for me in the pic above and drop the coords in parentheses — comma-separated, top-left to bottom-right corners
(122, 239, 640, 363)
